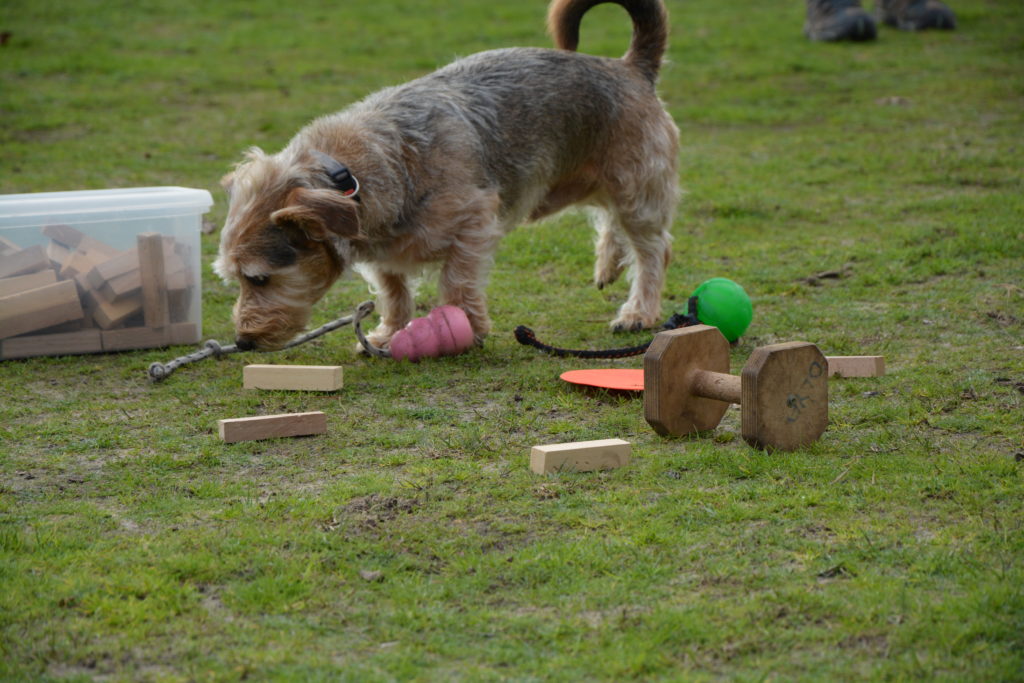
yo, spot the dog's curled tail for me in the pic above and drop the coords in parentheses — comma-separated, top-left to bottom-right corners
(547, 0, 669, 83)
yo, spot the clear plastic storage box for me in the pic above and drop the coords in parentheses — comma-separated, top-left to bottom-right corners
(0, 187, 213, 359)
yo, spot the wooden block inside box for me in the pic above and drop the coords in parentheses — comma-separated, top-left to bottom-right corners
(26, 319, 85, 335)
(1, 329, 103, 360)
(137, 232, 170, 328)
(100, 323, 198, 352)
(530, 439, 631, 475)
(85, 243, 186, 303)
(60, 247, 119, 281)
(167, 322, 199, 346)
(99, 266, 189, 303)
(96, 269, 138, 301)
(42, 224, 119, 258)
(83, 238, 180, 283)
(0, 280, 84, 340)
(85, 289, 143, 330)
(45, 225, 121, 282)
(218, 411, 328, 444)
(0, 235, 22, 255)
(85, 249, 137, 293)
(0, 269, 58, 298)
(168, 288, 190, 323)
(0, 245, 51, 279)
(46, 240, 73, 270)
(42, 223, 91, 249)
(101, 327, 169, 352)
(243, 365, 344, 391)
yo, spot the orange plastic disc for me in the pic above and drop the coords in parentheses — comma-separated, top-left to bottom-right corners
(559, 368, 645, 392)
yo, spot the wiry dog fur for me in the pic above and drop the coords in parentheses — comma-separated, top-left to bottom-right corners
(214, 0, 679, 351)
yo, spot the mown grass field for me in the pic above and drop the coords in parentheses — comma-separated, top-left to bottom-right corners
(1, 0, 1022, 680)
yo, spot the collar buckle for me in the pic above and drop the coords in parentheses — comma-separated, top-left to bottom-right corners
(312, 150, 361, 202)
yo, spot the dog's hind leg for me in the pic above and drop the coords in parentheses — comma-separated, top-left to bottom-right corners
(590, 206, 629, 290)
(606, 179, 676, 332)
(611, 221, 672, 332)
(603, 120, 679, 331)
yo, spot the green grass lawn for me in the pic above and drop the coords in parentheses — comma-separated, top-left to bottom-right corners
(2, 0, 1022, 680)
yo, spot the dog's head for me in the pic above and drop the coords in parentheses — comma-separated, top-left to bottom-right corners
(213, 147, 362, 350)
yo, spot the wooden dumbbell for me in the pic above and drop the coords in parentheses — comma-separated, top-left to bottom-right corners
(644, 325, 828, 451)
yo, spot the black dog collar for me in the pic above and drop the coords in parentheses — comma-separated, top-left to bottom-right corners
(311, 150, 361, 201)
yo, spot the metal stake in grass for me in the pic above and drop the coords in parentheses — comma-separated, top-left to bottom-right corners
(147, 300, 379, 382)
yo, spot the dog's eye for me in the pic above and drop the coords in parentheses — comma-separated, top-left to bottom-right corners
(245, 274, 270, 287)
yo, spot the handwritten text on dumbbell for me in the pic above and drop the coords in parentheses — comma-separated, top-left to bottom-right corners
(785, 360, 825, 422)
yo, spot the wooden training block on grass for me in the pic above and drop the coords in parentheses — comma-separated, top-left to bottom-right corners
(243, 364, 344, 391)
(530, 439, 631, 474)
(0, 280, 84, 340)
(1, 329, 103, 359)
(827, 356, 885, 378)
(218, 411, 328, 443)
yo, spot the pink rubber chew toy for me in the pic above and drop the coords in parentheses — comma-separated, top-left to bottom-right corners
(389, 305, 475, 362)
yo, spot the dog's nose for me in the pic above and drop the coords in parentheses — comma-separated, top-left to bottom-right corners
(235, 337, 256, 351)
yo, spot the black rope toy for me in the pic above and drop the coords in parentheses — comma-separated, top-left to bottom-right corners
(514, 296, 701, 359)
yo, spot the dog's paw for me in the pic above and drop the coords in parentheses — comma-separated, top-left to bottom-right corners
(366, 331, 394, 348)
(611, 319, 646, 333)
(610, 312, 657, 333)
(355, 338, 388, 355)
(594, 266, 624, 291)
(355, 327, 395, 355)
(594, 234, 627, 289)
(464, 314, 491, 343)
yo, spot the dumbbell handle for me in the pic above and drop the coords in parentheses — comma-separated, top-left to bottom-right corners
(688, 354, 884, 401)
(686, 353, 884, 406)
(690, 369, 742, 404)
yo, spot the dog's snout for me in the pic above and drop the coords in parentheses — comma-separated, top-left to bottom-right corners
(235, 337, 256, 351)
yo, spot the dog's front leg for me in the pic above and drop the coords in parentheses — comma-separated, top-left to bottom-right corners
(364, 268, 414, 348)
(439, 233, 498, 344)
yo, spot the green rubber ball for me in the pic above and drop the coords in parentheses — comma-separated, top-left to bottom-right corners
(690, 277, 753, 342)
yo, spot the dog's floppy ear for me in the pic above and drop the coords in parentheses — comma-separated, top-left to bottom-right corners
(271, 188, 362, 244)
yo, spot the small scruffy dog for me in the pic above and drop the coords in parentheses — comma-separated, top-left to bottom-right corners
(215, 0, 679, 351)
